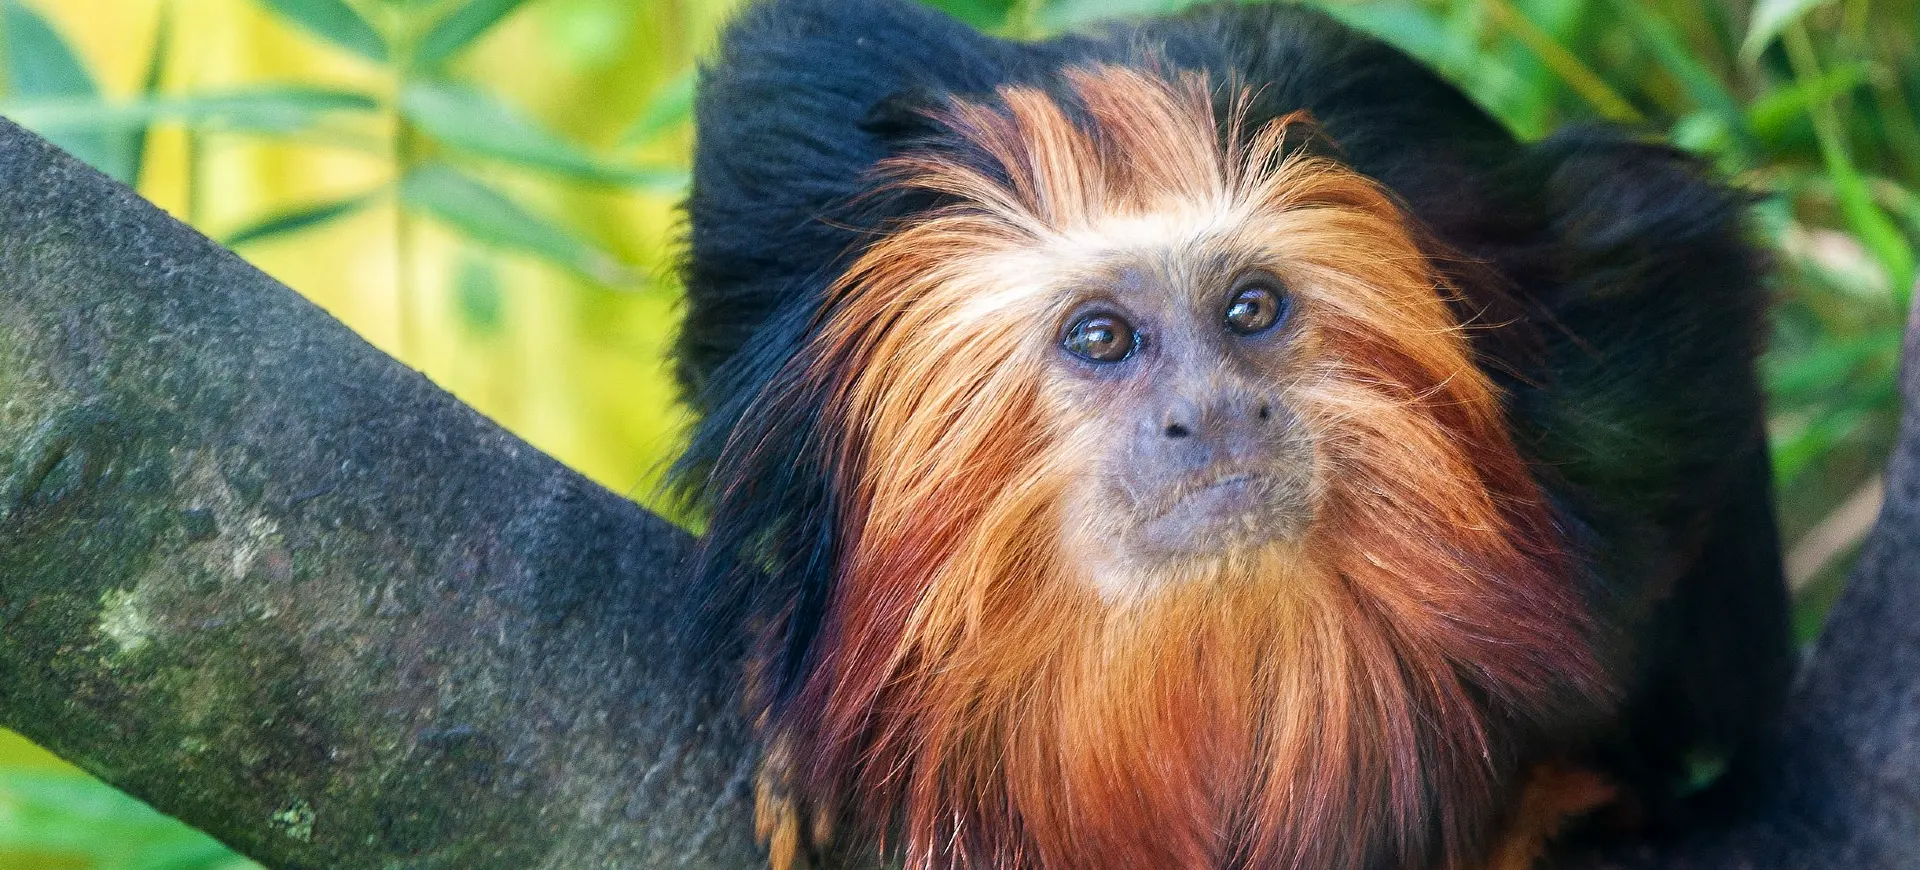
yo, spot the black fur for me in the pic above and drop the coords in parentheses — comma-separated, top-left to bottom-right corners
(671, 0, 1790, 848)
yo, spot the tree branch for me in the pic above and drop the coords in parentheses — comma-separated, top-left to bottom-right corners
(0, 119, 762, 869)
(0, 111, 1918, 869)
(1574, 301, 1920, 869)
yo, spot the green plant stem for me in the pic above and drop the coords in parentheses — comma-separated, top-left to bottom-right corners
(395, 119, 419, 357)
(1481, 0, 1644, 123)
(390, 4, 418, 359)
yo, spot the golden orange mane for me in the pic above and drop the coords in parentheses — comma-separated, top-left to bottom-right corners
(759, 67, 1608, 870)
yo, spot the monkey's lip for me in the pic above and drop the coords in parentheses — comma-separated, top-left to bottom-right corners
(1124, 468, 1310, 557)
(1145, 472, 1270, 524)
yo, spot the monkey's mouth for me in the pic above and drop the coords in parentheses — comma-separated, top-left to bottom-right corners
(1130, 468, 1311, 556)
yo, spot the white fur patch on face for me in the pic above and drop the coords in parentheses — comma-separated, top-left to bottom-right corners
(954, 202, 1251, 326)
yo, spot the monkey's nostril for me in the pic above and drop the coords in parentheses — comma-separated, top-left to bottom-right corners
(1164, 422, 1191, 439)
(1256, 404, 1271, 421)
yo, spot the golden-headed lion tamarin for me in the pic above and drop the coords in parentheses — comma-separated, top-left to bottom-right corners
(670, 2, 1792, 868)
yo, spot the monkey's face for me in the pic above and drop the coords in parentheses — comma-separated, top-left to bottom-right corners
(1036, 245, 1321, 588)
(825, 70, 1507, 604)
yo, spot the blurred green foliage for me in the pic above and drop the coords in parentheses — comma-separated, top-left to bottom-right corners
(0, 0, 1914, 866)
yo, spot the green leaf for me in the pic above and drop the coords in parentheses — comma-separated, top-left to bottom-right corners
(222, 190, 380, 246)
(398, 164, 636, 285)
(401, 81, 684, 189)
(920, 0, 1018, 29)
(454, 252, 505, 334)
(1741, 0, 1834, 62)
(0, 0, 144, 182)
(1312, 1, 1458, 71)
(0, 771, 251, 870)
(2, 0, 91, 98)
(256, 0, 388, 62)
(618, 68, 694, 146)
(414, 0, 534, 69)
(1036, 0, 1197, 30)
(1, 87, 380, 135)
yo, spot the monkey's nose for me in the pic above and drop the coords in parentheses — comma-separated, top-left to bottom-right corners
(1159, 397, 1201, 440)
(1158, 396, 1274, 441)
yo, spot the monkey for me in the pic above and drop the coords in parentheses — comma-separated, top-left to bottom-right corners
(667, 1, 1793, 868)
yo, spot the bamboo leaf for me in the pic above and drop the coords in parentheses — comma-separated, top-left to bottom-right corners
(402, 82, 684, 190)
(618, 68, 695, 146)
(1, 0, 90, 98)
(398, 164, 637, 285)
(1742, 0, 1834, 62)
(222, 190, 380, 246)
(414, 0, 535, 70)
(256, 0, 389, 62)
(0, 0, 142, 182)
(1, 87, 380, 136)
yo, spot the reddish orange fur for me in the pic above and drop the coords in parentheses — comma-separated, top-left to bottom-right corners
(761, 68, 1610, 869)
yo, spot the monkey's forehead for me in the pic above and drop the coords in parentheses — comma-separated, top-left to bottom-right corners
(897, 199, 1351, 327)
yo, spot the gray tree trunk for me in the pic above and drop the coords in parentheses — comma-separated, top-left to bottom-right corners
(0, 116, 1913, 870)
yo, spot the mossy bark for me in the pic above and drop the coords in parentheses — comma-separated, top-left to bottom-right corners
(0, 119, 762, 870)
(0, 116, 1917, 870)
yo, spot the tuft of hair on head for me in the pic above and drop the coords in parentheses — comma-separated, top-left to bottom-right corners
(703, 64, 1612, 870)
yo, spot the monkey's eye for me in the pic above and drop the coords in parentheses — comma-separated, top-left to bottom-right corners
(1224, 281, 1288, 336)
(1062, 312, 1137, 363)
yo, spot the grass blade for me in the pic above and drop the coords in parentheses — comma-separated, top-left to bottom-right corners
(1785, 25, 1917, 299)
(1747, 60, 1871, 142)
(1605, 0, 1752, 152)
(1481, 0, 1643, 123)
(1742, 0, 1835, 62)
(1764, 325, 1902, 398)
